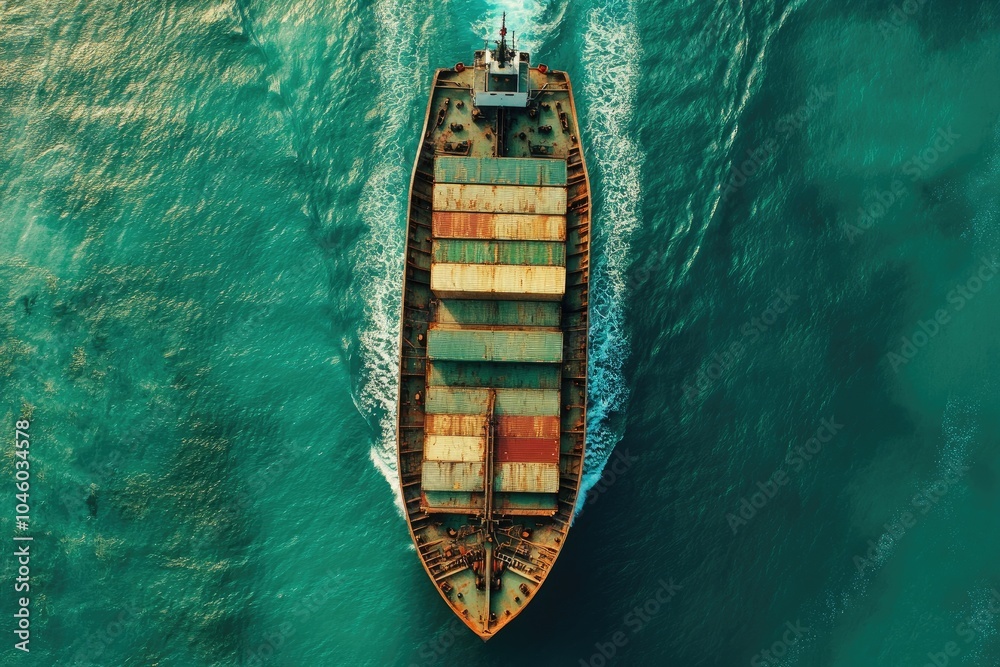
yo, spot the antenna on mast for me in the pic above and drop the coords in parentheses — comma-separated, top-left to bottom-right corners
(495, 12, 510, 68)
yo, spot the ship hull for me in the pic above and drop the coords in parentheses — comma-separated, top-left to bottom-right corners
(396, 57, 591, 639)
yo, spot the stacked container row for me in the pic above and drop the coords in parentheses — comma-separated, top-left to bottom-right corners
(427, 362, 561, 389)
(433, 184, 567, 215)
(426, 328, 563, 363)
(434, 156, 568, 186)
(432, 239, 566, 266)
(435, 300, 562, 327)
(424, 387, 560, 416)
(430, 264, 566, 300)
(433, 212, 566, 241)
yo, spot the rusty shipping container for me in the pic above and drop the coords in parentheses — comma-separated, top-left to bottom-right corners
(433, 183, 567, 215)
(431, 239, 566, 266)
(435, 299, 561, 327)
(421, 461, 486, 492)
(433, 212, 566, 241)
(496, 436, 560, 463)
(427, 361, 562, 389)
(495, 462, 560, 493)
(434, 156, 568, 186)
(424, 387, 561, 416)
(495, 415, 561, 439)
(395, 15, 591, 640)
(424, 413, 488, 437)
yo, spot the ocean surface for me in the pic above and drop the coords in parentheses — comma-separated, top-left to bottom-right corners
(1, 0, 999, 665)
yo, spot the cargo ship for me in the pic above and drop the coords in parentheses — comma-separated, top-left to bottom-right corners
(395, 16, 591, 639)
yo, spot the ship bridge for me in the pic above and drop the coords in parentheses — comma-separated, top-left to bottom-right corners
(473, 13, 529, 108)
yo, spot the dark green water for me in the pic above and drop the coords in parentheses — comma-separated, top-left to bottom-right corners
(1, 0, 999, 665)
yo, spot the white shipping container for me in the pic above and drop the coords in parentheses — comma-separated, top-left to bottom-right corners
(431, 263, 565, 301)
(423, 435, 486, 462)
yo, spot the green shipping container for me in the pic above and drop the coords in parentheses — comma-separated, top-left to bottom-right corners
(436, 300, 561, 327)
(427, 361, 561, 389)
(423, 491, 484, 513)
(495, 492, 558, 514)
(434, 157, 567, 186)
(427, 328, 563, 362)
(424, 387, 560, 416)
(421, 461, 485, 492)
(432, 240, 566, 266)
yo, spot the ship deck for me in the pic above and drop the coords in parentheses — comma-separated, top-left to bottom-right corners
(396, 54, 591, 639)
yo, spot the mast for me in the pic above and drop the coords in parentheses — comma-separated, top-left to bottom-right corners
(494, 12, 510, 68)
(483, 389, 497, 533)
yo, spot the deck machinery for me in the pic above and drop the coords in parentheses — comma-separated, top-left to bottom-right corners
(396, 15, 591, 639)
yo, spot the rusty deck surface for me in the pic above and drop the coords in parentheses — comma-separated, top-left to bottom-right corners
(396, 45, 591, 640)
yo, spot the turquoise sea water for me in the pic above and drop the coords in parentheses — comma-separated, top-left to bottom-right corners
(2, 0, 1000, 665)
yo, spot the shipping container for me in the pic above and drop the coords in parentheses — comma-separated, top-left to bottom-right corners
(422, 491, 484, 513)
(425, 415, 561, 438)
(432, 240, 566, 266)
(433, 212, 566, 241)
(495, 415, 561, 439)
(433, 184, 567, 215)
(425, 387, 560, 416)
(434, 156, 568, 186)
(495, 462, 559, 493)
(497, 436, 560, 463)
(424, 413, 489, 437)
(426, 328, 563, 363)
(436, 300, 561, 327)
(421, 460, 485, 492)
(430, 263, 566, 301)
(423, 434, 485, 462)
(427, 361, 561, 389)
(495, 492, 557, 515)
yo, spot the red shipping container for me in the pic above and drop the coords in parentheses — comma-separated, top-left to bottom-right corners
(497, 437, 559, 463)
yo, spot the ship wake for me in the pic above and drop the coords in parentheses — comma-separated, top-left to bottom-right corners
(575, 0, 644, 515)
(471, 0, 568, 53)
(355, 0, 425, 515)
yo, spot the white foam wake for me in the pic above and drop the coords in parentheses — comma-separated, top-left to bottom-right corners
(575, 0, 644, 515)
(355, 0, 424, 514)
(471, 0, 568, 53)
